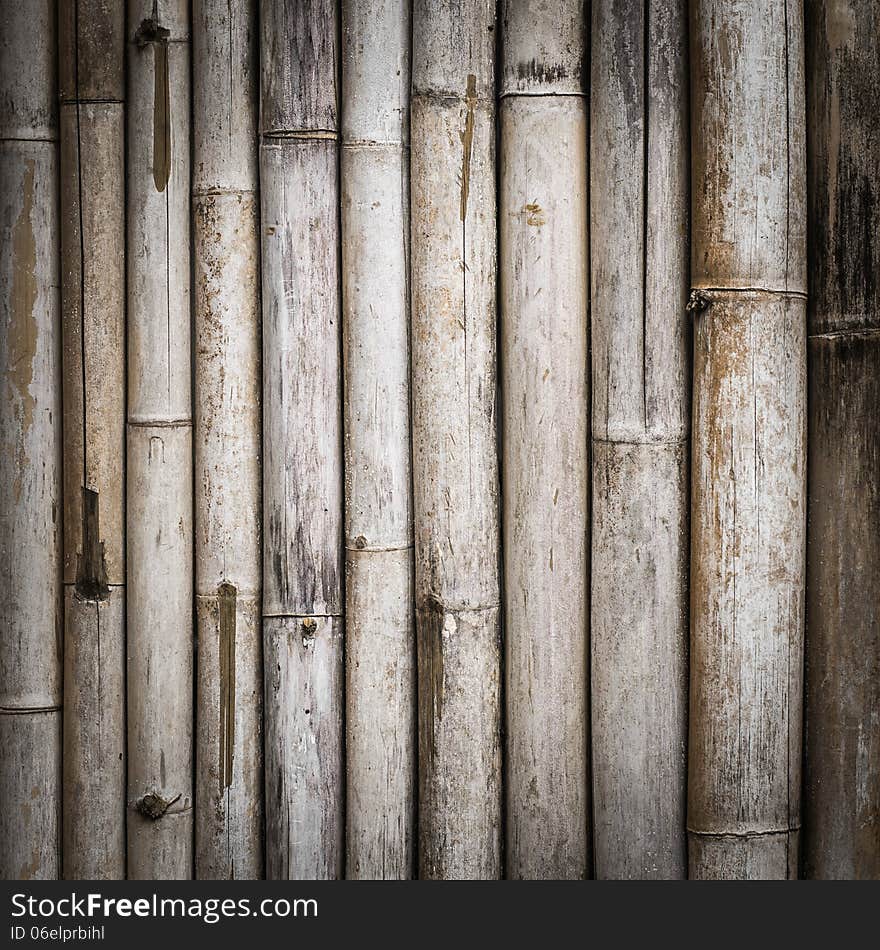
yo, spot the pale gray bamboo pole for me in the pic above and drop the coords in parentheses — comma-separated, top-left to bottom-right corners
(0, 0, 61, 881)
(589, 0, 689, 879)
(341, 0, 415, 880)
(803, 0, 880, 880)
(58, 0, 127, 881)
(499, 0, 589, 881)
(192, 0, 263, 880)
(126, 0, 194, 879)
(411, 0, 502, 879)
(689, 0, 807, 879)
(260, 0, 344, 880)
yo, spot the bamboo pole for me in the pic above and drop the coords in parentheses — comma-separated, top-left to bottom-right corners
(688, 0, 807, 879)
(260, 0, 344, 880)
(499, 0, 589, 881)
(192, 0, 263, 880)
(341, 0, 414, 880)
(589, 0, 689, 879)
(58, 0, 126, 881)
(803, 0, 880, 880)
(411, 0, 502, 879)
(0, 0, 61, 881)
(126, 0, 194, 879)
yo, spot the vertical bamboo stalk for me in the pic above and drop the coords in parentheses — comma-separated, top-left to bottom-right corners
(260, 0, 344, 880)
(192, 0, 263, 880)
(126, 0, 194, 879)
(0, 0, 61, 881)
(689, 0, 807, 879)
(411, 0, 502, 879)
(499, 0, 589, 880)
(803, 0, 880, 880)
(589, 0, 689, 879)
(341, 0, 414, 880)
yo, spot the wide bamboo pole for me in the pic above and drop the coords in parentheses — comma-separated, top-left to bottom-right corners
(192, 0, 263, 880)
(499, 0, 589, 881)
(590, 0, 689, 879)
(341, 0, 414, 880)
(58, 0, 126, 881)
(260, 0, 344, 880)
(803, 0, 880, 880)
(411, 0, 502, 879)
(126, 0, 194, 879)
(689, 0, 807, 879)
(0, 0, 62, 881)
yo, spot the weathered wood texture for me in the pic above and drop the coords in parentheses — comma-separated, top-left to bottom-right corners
(590, 0, 689, 879)
(192, 0, 263, 881)
(689, 0, 807, 879)
(499, 0, 589, 881)
(803, 0, 880, 880)
(0, 0, 62, 880)
(58, 0, 126, 881)
(341, 0, 415, 880)
(126, 0, 194, 879)
(260, 0, 344, 880)
(411, 0, 502, 879)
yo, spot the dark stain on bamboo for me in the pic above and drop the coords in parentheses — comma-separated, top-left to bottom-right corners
(75, 487, 109, 600)
(459, 74, 477, 222)
(134, 13, 171, 192)
(218, 582, 237, 791)
(417, 594, 446, 781)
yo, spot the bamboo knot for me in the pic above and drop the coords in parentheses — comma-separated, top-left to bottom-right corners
(134, 18, 169, 48)
(136, 792, 181, 820)
(687, 290, 711, 315)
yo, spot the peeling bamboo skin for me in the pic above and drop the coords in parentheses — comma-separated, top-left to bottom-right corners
(589, 0, 689, 879)
(193, 0, 263, 881)
(0, 0, 61, 881)
(804, 0, 880, 880)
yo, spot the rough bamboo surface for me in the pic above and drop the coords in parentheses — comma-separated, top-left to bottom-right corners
(260, 0, 344, 880)
(499, 0, 589, 881)
(688, 0, 807, 879)
(126, 0, 194, 879)
(590, 0, 689, 879)
(193, 0, 263, 880)
(803, 0, 880, 880)
(341, 0, 415, 880)
(0, 0, 61, 881)
(411, 0, 502, 880)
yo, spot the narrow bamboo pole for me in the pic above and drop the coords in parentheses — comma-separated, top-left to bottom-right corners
(58, 0, 126, 881)
(589, 0, 689, 879)
(689, 0, 807, 879)
(126, 0, 194, 879)
(341, 0, 414, 880)
(260, 0, 344, 880)
(411, 0, 502, 879)
(192, 0, 263, 880)
(499, 0, 589, 881)
(803, 0, 880, 880)
(0, 0, 61, 881)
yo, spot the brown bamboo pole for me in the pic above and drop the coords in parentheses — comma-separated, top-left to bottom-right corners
(803, 0, 880, 880)
(0, 0, 62, 881)
(58, 0, 126, 881)
(260, 0, 344, 880)
(411, 0, 502, 879)
(126, 0, 194, 879)
(499, 0, 589, 881)
(589, 0, 689, 879)
(341, 0, 415, 880)
(689, 0, 807, 879)
(192, 0, 263, 880)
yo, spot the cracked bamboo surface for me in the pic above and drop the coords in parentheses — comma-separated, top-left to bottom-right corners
(499, 0, 589, 881)
(193, 0, 263, 880)
(688, 0, 807, 879)
(803, 0, 880, 880)
(59, 0, 126, 881)
(126, 0, 194, 879)
(341, 0, 415, 880)
(0, 0, 62, 881)
(260, 0, 344, 880)
(590, 0, 689, 880)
